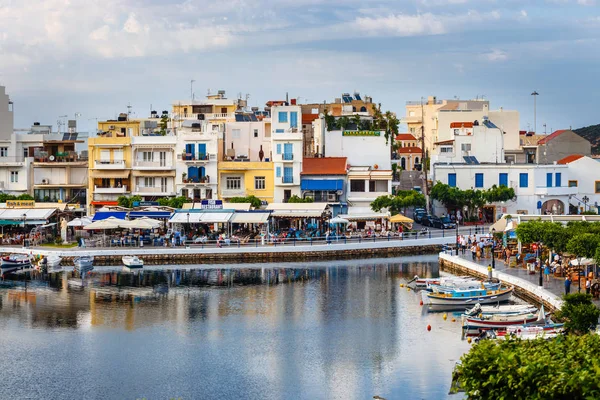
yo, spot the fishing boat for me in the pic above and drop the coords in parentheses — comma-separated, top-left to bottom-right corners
(429, 281, 501, 293)
(122, 256, 144, 269)
(462, 306, 546, 330)
(422, 286, 514, 310)
(407, 276, 440, 290)
(464, 303, 538, 316)
(37, 255, 62, 272)
(1, 254, 32, 274)
(74, 256, 94, 275)
(473, 323, 564, 341)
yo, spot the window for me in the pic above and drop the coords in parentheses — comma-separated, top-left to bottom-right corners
(283, 143, 293, 160)
(555, 173, 562, 187)
(499, 173, 508, 187)
(232, 129, 241, 139)
(448, 173, 457, 187)
(142, 151, 154, 162)
(350, 180, 365, 192)
(569, 180, 578, 188)
(519, 173, 529, 188)
(275, 129, 284, 134)
(23, 148, 28, 158)
(440, 146, 453, 153)
(0, 147, 8, 157)
(128, 128, 133, 136)
(226, 177, 241, 190)
(475, 173, 484, 188)
(276, 166, 281, 178)
(113, 149, 123, 161)
(283, 167, 293, 183)
(369, 180, 376, 192)
(461, 143, 471, 151)
(278, 111, 288, 123)
(409, 111, 415, 117)
(253, 129, 259, 138)
(144, 177, 155, 187)
(360, 106, 367, 112)
(10, 171, 18, 183)
(276, 144, 282, 154)
(546, 172, 552, 188)
(410, 127, 416, 134)
(596, 181, 600, 194)
(255, 176, 266, 190)
(290, 112, 298, 128)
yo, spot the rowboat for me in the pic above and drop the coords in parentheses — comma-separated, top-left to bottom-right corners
(462, 306, 546, 331)
(473, 323, 564, 341)
(464, 303, 538, 316)
(407, 276, 440, 290)
(74, 256, 94, 275)
(122, 256, 144, 269)
(37, 255, 62, 272)
(1, 254, 32, 274)
(422, 286, 514, 310)
(408, 275, 478, 290)
(429, 281, 501, 293)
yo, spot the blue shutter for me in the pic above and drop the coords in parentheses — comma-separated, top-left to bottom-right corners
(199, 166, 205, 178)
(546, 173, 552, 188)
(284, 167, 293, 183)
(475, 173, 484, 188)
(519, 173, 528, 188)
(555, 173, 562, 187)
(275, 129, 284, 133)
(290, 112, 298, 128)
(276, 144, 282, 154)
(499, 173, 508, 187)
(278, 112, 288, 123)
(276, 166, 281, 178)
(284, 143, 293, 160)
(198, 143, 206, 159)
(448, 173, 456, 188)
(188, 166, 199, 182)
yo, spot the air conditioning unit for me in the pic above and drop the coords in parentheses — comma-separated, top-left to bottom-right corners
(41, 179, 49, 184)
(328, 193, 337, 202)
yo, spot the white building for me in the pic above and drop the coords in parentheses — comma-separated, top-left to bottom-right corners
(432, 163, 576, 219)
(175, 120, 221, 200)
(558, 155, 600, 214)
(270, 105, 303, 202)
(131, 132, 177, 199)
(224, 118, 271, 162)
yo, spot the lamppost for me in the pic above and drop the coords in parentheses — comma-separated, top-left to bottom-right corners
(22, 213, 26, 229)
(531, 91, 539, 135)
(491, 228, 496, 269)
(455, 216, 459, 256)
(582, 196, 589, 212)
(186, 212, 190, 235)
(538, 242, 543, 287)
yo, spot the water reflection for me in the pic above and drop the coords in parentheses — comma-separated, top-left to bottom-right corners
(0, 255, 466, 400)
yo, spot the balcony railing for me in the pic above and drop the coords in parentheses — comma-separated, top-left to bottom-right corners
(133, 160, 174, 168)
(134, 186, 174, 194)
(94, 185, 128, 194)
(34, 152, 87, 163)
(534, 186, 577, 196)
(183, 176, 210, 184)
(94, 160, 126, 169)
(282, 153, 294, 161)
(282, 177, 294, 184)
(182, 153, 211, 162)
(0, 156, 25, 163)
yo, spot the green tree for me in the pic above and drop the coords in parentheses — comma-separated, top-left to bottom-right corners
(287, 195, 313, 203)
(567, 233, 599, 263)
(323, 109, 337, 131)
(338, 116, 350, 131)
(484, 185, 515, 203)
(371, 191, 426, 215)
(116, 195, 142, 208)
(456, 334, 600, 399)
(229, 195, 262, 209)
(352, 114, 361, 130)
(156, 111, 169, 135)
(555, 293, 600, 335)
(515, 219, 545, 244)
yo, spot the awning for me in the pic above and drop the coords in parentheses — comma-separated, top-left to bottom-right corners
(91, 201, 119, 206)
(199, 212, 233, 224)
(131, 170, 176, 177)
(92, 211, 127, 221)
(230, 212, 270, 224)
(270, 211, 326, 218)
(338, 213, 389, 221)
(0, 220, 22, 226)
(168, 212, 204, 224)
(0, 208, 56, 221)
(129, 211, 172, 219)
(300, 179, 344, 191)
(266, 203, 328, 218)
(90, 170, 130, 179)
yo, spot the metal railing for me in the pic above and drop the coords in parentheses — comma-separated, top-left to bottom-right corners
(95, 159, 125, 166)
(182, 153, 210, 161)
(282, 176, 294, 184)
(282, 153, 294, 161)
(0, 156, 25, 163)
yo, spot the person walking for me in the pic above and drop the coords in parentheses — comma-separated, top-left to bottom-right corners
(586, 278, 591, 295)
(565, 276, 572, 295)
(544, 264, 551, 283)
(471, 244, 477, 261)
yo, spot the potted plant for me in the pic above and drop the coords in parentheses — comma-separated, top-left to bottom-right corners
(182, 173, 188, 183)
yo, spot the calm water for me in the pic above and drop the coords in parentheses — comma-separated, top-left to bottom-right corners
(0, 255, 469, 399)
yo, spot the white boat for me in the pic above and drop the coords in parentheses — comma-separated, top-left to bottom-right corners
(122, 256, 144, 269)
(429, 281, 501, 293)
(462, 307, 546, 330)
(1, 254, 32, 274)
(465, 303, 538, 316)
(407, 275, 440, 290)
(74, 256, 94, 275)
(474, 323, 564, 341)
(422, 286, 514, 310)
(408, 275, 480, 290)
(37, 255, 62, 271)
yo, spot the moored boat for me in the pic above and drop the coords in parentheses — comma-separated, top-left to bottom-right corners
(1, 254, 32, 274)
(122, 256, 144, 269)
(465, 303, 538, 316)
(462, 306, 547, 331)
(37, 255, 62, 272)
(429, 281, 501, 293)
(423, 286, 514, 310)
(407, 275, 440, 290)
(472, 323, 564, 341)
(74, 256, 94, 275)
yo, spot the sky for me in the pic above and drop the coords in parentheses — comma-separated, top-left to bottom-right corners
(1, 0, 599, 134)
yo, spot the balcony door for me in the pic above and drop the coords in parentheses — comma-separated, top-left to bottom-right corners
(161, 177, 168, 192)
(159, 151, 167, 167)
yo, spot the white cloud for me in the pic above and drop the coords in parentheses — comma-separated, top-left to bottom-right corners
(483, 49, 509, 62)
(577, 0, 596, 5)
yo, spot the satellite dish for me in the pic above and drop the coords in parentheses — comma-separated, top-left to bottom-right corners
(49, 155, 55, 161)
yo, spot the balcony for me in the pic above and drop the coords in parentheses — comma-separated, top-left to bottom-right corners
(181, 153, 212, 163)
(133, 160, 175, 170)
(282, 153, 294, 161)
(94, 185, 129, 194)
(534, 186, 577, 196)
(33, 152, 87, 166)
(220, 188, 246, 197)
(282, 176, 294, 184)
(133, 186, 176, 195)
(0, 156, 25, 166)
(402, 116, 423, 124)
(94, 160, 126, 169)
(182, 176, 211, 185)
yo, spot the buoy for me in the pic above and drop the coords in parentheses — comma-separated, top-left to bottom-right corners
(467, 337, 472, 344)
(451, 318, 456, 322)
(427, 324, 431, 331)
(443, 313, 447, 320)
(400, 283, 404, 288)
(419, 300, 423, 306)
(407, 287, 411, 292)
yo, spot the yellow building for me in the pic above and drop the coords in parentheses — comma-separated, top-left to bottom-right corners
(87, 117, 139, 212)
(172, 90, 242, 123)
(218, 161, 274, 204)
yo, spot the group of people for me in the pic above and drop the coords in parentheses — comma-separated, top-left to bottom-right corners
(457, 235, 495, 261)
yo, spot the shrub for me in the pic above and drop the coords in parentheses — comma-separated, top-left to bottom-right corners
(555, 293, 600, 335)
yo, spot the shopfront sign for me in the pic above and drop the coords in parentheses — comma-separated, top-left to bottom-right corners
(200, 199, 223, 209)
(342, 130, 381, 137)
(6, 200, 35, 208)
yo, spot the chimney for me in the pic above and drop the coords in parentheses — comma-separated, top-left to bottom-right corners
(291, 99, 297, 105)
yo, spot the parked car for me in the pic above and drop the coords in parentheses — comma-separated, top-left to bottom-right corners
(414, 212, 426, 223)
(421, 215, 435, 227)
(433, 216, 456, 229)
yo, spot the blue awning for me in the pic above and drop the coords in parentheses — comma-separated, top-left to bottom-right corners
(92, 212, 127, 221)
(300, 179, 344, 191)
(129, 211, 172, 219)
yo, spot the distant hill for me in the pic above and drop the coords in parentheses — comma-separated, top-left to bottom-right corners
(574, 124, 600, 154)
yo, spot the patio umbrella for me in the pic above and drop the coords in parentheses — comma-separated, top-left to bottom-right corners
(125, 217, 161, 229)
(570, 258, 595, 266)
(389, 214, 413, 224)
(67, 217, 92, 227)
(489, 217, 508, 233)
(329, 217, 350, 224)
(84, 217, 124, 230)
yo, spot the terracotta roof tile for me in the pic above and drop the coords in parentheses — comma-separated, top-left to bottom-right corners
(557, 154, 584, 164)
(302, 114, 319, 124)
(302, 157, 347, 175)
(396, 133, 417, 141)
(397, 146, 422, 154)
(537, 130, 567, 144)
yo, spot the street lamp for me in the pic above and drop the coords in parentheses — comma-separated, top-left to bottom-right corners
(491, 228, 496, 269)
(538, 242, 543, 287)
(22, 213, 26, 229)
(455, 216, 459, 256)
(582, 196, 589, 212)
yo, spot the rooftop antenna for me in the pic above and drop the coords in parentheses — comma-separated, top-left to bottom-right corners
(127, 103, 132, 120)
(57, 115, 68, 134)
(286, 92, 289, 103)
(190, 80, 195, 103)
